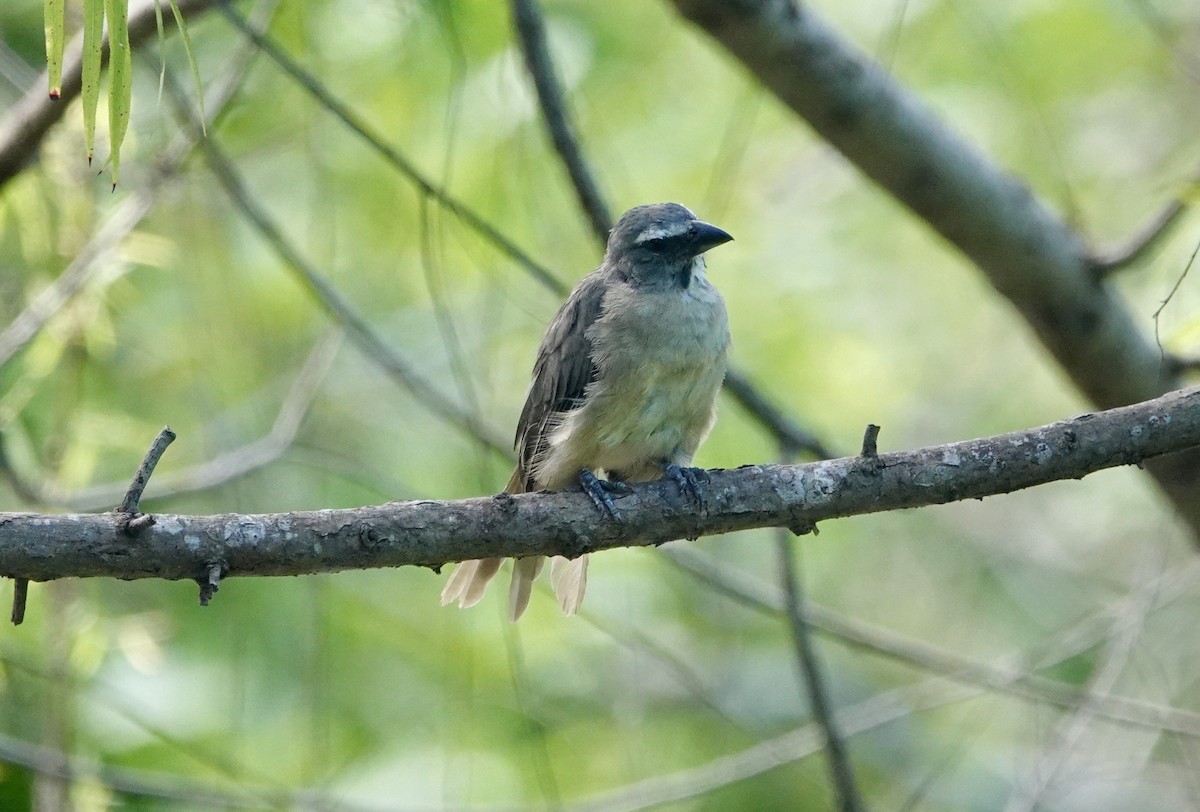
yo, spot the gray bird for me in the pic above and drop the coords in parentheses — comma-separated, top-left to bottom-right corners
(440, 202, 733, 620)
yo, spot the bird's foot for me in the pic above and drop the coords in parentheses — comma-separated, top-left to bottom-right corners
(662, 462, 708, 509)
(579, 469, 631, 521)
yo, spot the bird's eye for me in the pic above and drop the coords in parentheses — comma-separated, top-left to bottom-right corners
(640, 236, 668, 251)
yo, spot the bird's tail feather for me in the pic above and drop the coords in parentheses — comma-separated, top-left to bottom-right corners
(508, 555, 546, 621)
(440, 557, 503, 608)
(552, 555, 588, 615)
(442, 468, 590, 618)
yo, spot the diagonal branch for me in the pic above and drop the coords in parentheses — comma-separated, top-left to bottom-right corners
(775, 527, 864, 812)
(668, 0, 1200, 534)
(0, 386, 1197, 584)
(170, 95, 510, 456)
(510, 0, 613, 243)
(212, 0, 566, 294)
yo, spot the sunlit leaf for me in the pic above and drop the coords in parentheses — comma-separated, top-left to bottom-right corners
(154, 0, 166, 99)
(81, 0, 105, 164)
(43, 0, 65, 99)
(104, 0, 132, 189)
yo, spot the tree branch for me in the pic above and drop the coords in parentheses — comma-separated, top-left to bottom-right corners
(775, 530, 864, 812)
(668, 0, 1200, 535)
(1, 387, 1196, 584)
(510, 0, 613, 243)
(117, 427, 176, 517)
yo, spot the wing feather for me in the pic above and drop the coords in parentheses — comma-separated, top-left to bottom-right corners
(513, 269, 608, 491)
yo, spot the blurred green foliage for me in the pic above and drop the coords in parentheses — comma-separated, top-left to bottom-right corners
(3, 0, 1200, 809)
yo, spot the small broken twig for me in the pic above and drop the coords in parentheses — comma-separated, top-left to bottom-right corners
(198, 564, 222, 606)
(10, 578, 28, 626)
(860, 424, 880, 458)
(119, 426, 176, 516)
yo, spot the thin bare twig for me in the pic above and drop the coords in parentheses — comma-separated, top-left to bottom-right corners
(165, 82, 509, 455)
(1152, 233, 1200, 363)
(859, 424, 880, 458)
(510, 0, 613, 243)
(198, 563, 223, 606)
(775, 527, 865, 812)
(1089, 198, 1188, 276)
(665, 546, 1200, 738)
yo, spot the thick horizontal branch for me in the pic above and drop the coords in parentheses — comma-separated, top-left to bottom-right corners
(1, 387, 1197, 584)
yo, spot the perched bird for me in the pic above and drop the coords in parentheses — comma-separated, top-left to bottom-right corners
(440, 202, 733, 620)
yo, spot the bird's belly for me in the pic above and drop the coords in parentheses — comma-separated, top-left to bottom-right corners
(584, 354, 725, 478)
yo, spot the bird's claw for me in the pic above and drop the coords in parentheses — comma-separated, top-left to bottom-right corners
(579, 469, 628, 521)
(663, 462, 707, 508)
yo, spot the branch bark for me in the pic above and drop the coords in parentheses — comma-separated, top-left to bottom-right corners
(668, 0, 1200, 534)
(2, 387, 1197, 584)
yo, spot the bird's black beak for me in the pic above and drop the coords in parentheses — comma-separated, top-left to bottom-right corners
(689, 220, 734, 254)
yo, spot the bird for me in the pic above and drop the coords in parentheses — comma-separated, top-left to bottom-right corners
(440, 202, 733, 620)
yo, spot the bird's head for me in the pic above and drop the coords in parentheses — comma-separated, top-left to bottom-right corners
(605, 203, 733, 287)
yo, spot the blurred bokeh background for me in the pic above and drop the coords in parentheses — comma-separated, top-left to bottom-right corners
(3, 0, 1200, 808)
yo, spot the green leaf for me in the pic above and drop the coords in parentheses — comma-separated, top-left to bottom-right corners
(104, 0, 132, 189)
(81, 0, 105, 163)
(43, 0, 65, 99)
(155, 0, 166, 100)
(167, 0, 206, 135)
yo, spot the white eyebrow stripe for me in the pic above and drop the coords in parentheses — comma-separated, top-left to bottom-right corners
(634, 220, 691, 244)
